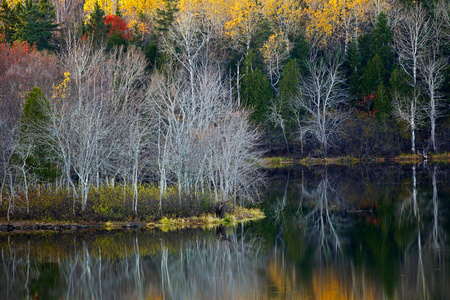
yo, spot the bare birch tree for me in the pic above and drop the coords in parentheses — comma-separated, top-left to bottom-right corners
(419, 17, 447, 152)
(48, 40, 147, 211)
(147, 65, 262, 211)
(393, 3, 430, 153)
(291, 54, 348, 155)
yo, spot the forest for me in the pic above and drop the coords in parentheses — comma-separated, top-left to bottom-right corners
(1, 0, 450, 221)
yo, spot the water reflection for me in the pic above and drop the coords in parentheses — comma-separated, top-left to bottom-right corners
(0, 227, 267, 300)
(0, 164, 449, 299)
(261, 164, 449, 299)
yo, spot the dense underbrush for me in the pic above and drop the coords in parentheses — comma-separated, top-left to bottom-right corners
(0, 184, 217, 223)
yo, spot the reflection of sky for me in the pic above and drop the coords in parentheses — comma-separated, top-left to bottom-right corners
(1, 165, 449, 299)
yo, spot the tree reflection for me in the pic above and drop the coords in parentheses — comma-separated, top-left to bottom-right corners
(0, 228, 266, 300)
(61, 239, 145, 299)
(1, 165, 449, 299)
(397, 164, 448, 300)
(159, 225, 265, 299)
(295, 170, 347, 258)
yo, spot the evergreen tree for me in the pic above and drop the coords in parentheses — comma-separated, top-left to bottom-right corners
(241, 50, 273, 124)
(84, 1, 109, 46)
(0, 0, 19, 43)
(279, 59, 301, 106)
(290, 34, 309, 72)
(19, 87, 58, 183)
(155, 0, 178, 34)
(278, 58, 302, 133)
(346, 42, 362, 98)
(370, 12, 395, 81)
(373, 81, 390, 115)
(389, 67, 411, 97)
(14, 0, 58, 50)
(360, 54, 385, 95)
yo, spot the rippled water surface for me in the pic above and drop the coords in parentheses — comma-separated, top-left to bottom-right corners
(1, 164, 449, 299)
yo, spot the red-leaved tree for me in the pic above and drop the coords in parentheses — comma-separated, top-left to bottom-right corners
(104, 15, 131, 40)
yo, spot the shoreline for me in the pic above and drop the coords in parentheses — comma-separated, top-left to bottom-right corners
(262, 152, 450, 168)
(0, 207, 265, 233)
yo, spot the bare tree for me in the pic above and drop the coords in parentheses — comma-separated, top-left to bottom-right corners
(48, 40, 147, 212)
(290, 54, 348, 155)
(419, 17, 447, 153)
(395, 3, 430, 86)
(392, 88, 425, 154)
(147, 65, 262, 211)
(393, 3, 430, 153)
(163, 8, 213, 103)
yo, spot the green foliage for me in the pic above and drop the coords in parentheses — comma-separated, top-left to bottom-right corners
(373, 82, 390, 115)
(0, 0, 19, 43)
(144, 42, 161, 72)
(289, 34, 309, 71)
(279, 58, 301, 103)
(1, 0, 58, 50)
(250, 18, 273, 51)
(19, 87, 58, 183)
(360, 54, 385, 95)
(370, 12, 395, 79)
(389, 67, 411, 97)
(345, 42, 362, 98)
(83, 1, 109, 46)
(107, 29, 127, 49)
(241, 49, 273, 124)
(154, 0, 179, 34)
(278, 58, 301, 130)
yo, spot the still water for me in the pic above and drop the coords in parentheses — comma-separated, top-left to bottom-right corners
(1, 164, 449, 299)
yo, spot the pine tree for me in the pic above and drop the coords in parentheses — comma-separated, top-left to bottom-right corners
(370, 12, 395, 81)
(241, 50, 273, 124)
(0, 0, 19, 43)
(84, 1, 110, 46)
(14, 0, 58, 50)
(155, 0, 179, 34)
(346, 42, 362, 98)
(360, 54, 385, 95)
(278, 58, 301, 131)
(19, 87, 58, 182)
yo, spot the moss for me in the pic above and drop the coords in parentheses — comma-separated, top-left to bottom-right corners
(145, 207, 265, 231)
(393, 153, 425, 164)
(430, 152, 450, 163)
(261, 157, 295, 168)
(298, 156, 359, 166)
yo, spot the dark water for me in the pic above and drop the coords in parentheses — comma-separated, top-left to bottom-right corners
(1, 164, 450, 300)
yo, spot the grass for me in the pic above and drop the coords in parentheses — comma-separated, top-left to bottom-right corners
(0, 184, 265, 230)
(430, 152, 450, 163)
(261, 152, 450, 167)
(393, 153, 425, 163)
(145, 206, 265, 231)
(261, 157, 295, 168)
(298, 156, 360, 166)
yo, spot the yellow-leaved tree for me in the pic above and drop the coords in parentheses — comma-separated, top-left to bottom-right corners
(261, 0, 304, 40)
(260, 31, 291, 89)
(84, 0, 163, 34)
(304, 0, 374, 51)
(225, 0, 263, 54)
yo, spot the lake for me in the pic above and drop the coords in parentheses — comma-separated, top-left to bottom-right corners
(1, 164, 449, 299)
